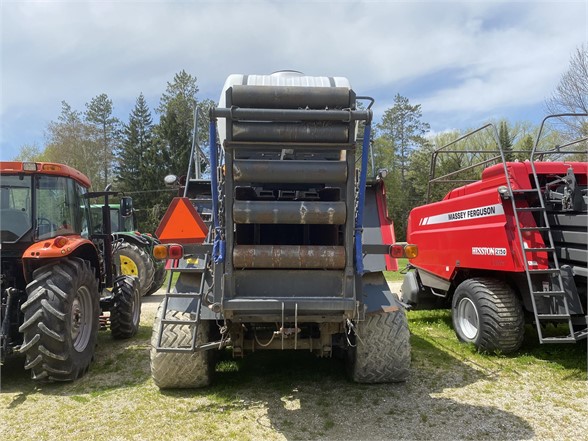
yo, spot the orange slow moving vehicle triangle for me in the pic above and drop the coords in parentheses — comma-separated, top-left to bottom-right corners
(155, 197, 209, 244)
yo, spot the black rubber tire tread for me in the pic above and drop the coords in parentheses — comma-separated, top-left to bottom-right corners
(144, 263, 166, 296)
(115, 241, 155, 296)
(349, 310, 411, 383)
(19, 257, 99, 381)
(110, 276, 141, 339)
(452, 277, 525, 354)
(150, 303, 214, 389)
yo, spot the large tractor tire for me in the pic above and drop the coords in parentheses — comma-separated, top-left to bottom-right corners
(19, 257, 100, 381)
(150, 303, 214, 389)
(347, 310, 411, 383)
(110, 275, 141, 339)
(144, 263, 166, 297)
(115, 241, 155, 296)
(452, 277, 525, 354)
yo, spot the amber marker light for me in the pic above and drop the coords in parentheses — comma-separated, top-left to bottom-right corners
(404, 244, 418, 259)
(42, 164, 62, 172)
(153, 244, 168, 260)
(53, 236, 68, 248)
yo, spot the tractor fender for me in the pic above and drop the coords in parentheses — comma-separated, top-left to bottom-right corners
(361, 271, 405, 315)
(22, 238, 99, 283)
(112, 232, 151, 247)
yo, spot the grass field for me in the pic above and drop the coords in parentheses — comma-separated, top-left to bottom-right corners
(1, 290, 586, 440)
(384, 258, 410, 283)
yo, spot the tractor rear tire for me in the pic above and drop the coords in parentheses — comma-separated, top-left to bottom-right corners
(452, 277, 524, 354)
(110, 276, 141, 339)
(19, 258, 99, 381)
(115, 242, 155, 296)
(348, 310, 411, 383)
(150, 303, 214, 389)
(144, 263, 166, 297)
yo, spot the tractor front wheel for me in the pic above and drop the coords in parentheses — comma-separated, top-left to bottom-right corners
(110, 276, 141, 339)
(19, 258, 99, 381)
(452, 278, 524, 353)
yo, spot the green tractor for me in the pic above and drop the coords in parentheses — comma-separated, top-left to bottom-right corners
(90, 199, 165, 297)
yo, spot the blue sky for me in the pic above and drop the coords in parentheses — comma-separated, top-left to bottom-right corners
(1, 0, 586, 160)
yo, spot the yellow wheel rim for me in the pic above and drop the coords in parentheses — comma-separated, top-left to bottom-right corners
(119, 255, 139, 276)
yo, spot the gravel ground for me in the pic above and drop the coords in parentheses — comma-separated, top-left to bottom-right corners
(1, 282, 586, 441)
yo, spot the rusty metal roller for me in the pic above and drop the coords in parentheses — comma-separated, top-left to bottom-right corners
(233, 201, 346, 224)
(232, 122, 349, 143)
(233, 245, 346, 269)
(233, 160, 347, 184)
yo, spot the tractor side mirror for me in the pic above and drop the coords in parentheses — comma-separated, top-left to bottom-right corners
(120, 196, 133, 217)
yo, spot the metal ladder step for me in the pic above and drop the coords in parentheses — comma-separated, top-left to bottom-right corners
(536, 314, 571, 320)
(540, 336, 577, 343)
(520, 227, 550, 232)
(516, 206, 545, 212)
(532, 290, 566, 297)
(527, 268, 561, 274)
(512, 189, 541, 194)
(524, 247, 555, 252)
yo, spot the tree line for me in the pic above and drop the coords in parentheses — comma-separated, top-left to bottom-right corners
(15, 45, 587, 239)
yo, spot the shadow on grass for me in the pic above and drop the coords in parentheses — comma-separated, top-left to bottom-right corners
(156, 336, 534, 440)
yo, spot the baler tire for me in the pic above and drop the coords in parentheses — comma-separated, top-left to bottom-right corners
(452, 278, 524, 354)
(348, 310, 411, 383)
(110, 276, 141, 339)
(19, 258, 99, 381)
(115, 242, 155, 296)
(150, 303, 214, 389)
(144, 263, 166, 297)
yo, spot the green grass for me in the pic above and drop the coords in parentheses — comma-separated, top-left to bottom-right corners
(384, 257, 409, 282)
(1, 293, 586, 440)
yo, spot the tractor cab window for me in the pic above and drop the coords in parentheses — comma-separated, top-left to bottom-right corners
(35, 175, 88, 240)
(0, 174, 33, 241)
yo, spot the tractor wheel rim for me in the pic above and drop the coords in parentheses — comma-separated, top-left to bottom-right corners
(71, 286, 92, 352)
(457, 297, 479, 340)
(119, 255, 139, 277)
(132, 283, 141, 326)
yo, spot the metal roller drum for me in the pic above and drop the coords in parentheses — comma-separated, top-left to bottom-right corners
(232, 122, 349, 143)
(233, 245, 346, 269)
(231, 85, 351, 109)
(233, 160, 347, 184)
(233, 201, 346, 224)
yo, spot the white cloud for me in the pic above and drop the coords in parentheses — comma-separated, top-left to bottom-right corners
(1, 0, 586, 159)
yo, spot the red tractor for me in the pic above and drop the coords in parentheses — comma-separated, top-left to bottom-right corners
(402, 115, 587, 353)
(1, 162, 141, 381)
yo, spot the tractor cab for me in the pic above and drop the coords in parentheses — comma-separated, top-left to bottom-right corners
(1, 165, 91, 244)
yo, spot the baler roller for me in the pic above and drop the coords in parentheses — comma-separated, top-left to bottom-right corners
(233, 201, 346, 224)
(233, 245, 345, 269)
(230, 85, 352, 109)
(232, 122, 349, 143)
(233, 160, 347, 184)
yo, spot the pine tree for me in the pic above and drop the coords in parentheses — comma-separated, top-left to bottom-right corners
(85, 94, 121, 190)
(376, 94, 430, 186)
(156, 70, 199, 176)
(498, 121, 514, 161)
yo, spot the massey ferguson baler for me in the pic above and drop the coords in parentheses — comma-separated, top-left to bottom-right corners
(402, 118, 587, 353)
(149, 71, 413, 388)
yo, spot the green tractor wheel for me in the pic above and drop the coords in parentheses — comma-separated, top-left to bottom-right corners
(114, 242, 155, 296)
